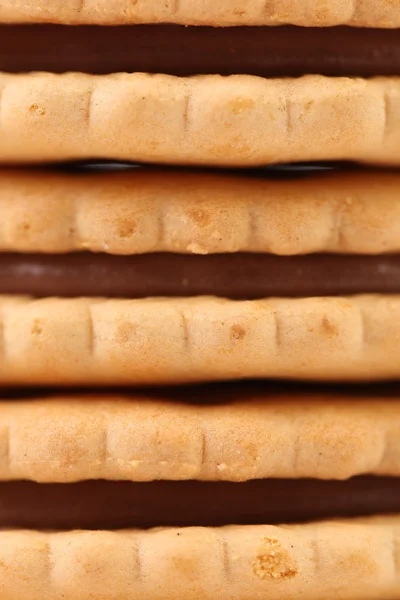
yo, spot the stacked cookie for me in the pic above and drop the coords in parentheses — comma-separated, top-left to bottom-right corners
(1, 1, 400, 599)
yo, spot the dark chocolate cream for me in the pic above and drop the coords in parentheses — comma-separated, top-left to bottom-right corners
(1, 24, 400, 77)
(0, 477, 399, 530)
(3, 380, 400, 401)
(1, 252, 400, 299)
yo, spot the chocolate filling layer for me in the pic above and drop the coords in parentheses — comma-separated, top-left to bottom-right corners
(1, 25, 400, 77)
(2, 253, 400, 299)
(4, 380, 400, 400)
(1, 477, 399, 529)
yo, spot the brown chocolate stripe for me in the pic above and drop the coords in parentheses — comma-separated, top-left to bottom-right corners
(2, 253, 400, 299)
(4, 380, 400, 400)
(1, 477, 399, 530)
(1, 25, 400, 77)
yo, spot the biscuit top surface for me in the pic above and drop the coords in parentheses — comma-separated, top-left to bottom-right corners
(0, 0, 399, 27)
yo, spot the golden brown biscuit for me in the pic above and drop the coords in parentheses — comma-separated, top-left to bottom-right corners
(0, 391, 399, 482)
(0, 73, 398, 166)
(1, 517, 400, 599)
(1, 168, 400, 255)
(0, 294, 399, 384)
(0, 0, 398, 27)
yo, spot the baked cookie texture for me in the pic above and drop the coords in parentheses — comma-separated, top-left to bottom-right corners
(0, 73, 399, 166)
(1, 517, 400, 600)
(1, 1, 400, 597)
(0, 295, 398, 384)
(0, 0, 398, 27)
(1, 168, 400, 255)
(0, 393, 399, 482)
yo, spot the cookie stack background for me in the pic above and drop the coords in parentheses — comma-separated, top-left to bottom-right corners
(0, 1, 399, 599)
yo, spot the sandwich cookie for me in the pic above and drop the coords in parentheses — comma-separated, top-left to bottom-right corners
(0, 388, 400, 597)
(0, 166, 398, 383)
(1, 1, 400, 598)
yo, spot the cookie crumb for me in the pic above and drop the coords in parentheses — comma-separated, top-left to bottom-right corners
(252, 537, 297, 580)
